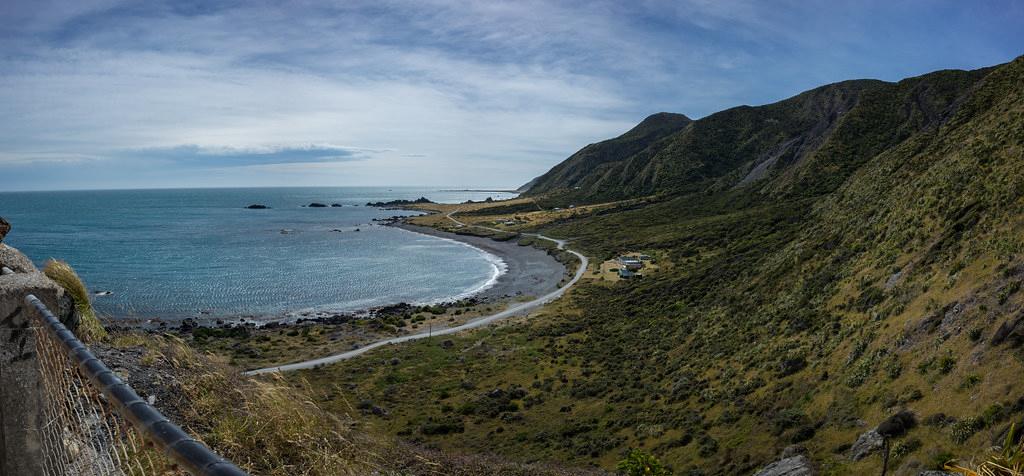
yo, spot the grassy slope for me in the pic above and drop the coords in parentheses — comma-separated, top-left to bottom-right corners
(107, 332, 610, 476)
(285, 57, 1024, 475)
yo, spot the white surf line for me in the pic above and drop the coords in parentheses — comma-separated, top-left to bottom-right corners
(245, 210, 588, 375)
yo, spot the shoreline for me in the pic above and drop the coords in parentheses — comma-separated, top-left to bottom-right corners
(390, 222, 566, 304)
(114, 217, 566, 333)
(245, 221, 587, 373)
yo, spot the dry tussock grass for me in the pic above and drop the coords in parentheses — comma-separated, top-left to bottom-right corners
(43, 259, 108, 342)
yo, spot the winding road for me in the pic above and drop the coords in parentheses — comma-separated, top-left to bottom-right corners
(245, 211, 588, 375)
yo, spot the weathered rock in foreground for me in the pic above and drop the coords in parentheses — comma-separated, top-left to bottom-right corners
(0, 243, 37, 273)
(753, 455, 816, 476)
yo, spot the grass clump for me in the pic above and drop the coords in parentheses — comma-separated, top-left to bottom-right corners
(951, 417, 985, 444)
(43, 259, 107, 343)
(616, 449, 672, 476)
(946, 423, 1024, 475)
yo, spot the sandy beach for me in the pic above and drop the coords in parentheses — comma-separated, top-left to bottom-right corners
(392, 222, 567, 302)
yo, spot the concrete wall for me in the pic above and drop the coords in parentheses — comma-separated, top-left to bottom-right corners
(0, 244, 66, 476)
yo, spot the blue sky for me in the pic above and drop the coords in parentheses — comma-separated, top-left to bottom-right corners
(1, 0, 1021, 191)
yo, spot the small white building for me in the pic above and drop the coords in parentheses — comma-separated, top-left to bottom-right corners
(618, 256, 644, 271)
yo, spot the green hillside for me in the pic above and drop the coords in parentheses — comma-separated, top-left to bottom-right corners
(524, 65, 996, 205)
(298, 55, 1024, 475)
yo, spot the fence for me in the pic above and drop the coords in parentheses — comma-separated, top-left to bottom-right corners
(11, 294, 248, 476)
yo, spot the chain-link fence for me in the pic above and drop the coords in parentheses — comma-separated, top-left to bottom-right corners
(25, 294, 248, 476)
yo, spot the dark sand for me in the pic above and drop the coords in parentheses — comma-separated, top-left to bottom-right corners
(393, 223, 566, 302)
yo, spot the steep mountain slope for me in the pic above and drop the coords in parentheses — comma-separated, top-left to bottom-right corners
(304, 56, 1024, 475)
(525, 66, 993, 203)
(522, 112, 691, 198)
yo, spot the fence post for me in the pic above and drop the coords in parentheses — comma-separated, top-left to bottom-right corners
(0, 242, 67, 476)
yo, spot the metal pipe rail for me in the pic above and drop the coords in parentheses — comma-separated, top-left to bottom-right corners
(25, 294, 249, 476)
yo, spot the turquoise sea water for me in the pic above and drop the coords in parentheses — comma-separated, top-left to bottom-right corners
(0, 187, 518, 320)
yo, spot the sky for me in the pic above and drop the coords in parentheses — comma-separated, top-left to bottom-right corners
(0, 0, 1022, 191)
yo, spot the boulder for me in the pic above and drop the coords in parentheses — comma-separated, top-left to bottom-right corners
(0, 216, 9, 242)
(0, 243, 38, 273)
(850, 429, 884, 461)
(753, 455, 816, 476)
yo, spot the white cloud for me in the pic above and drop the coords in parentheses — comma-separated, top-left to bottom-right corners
(0, 0, 645, 187)
(0, 0, 1020, 190)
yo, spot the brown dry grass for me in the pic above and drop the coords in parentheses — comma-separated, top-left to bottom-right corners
(43, 259, 108, 343)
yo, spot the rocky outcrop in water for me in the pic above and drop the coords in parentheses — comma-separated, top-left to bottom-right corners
(308, 203, 328, 208)
(245, 204, 270, 209)
(366, 197, 433, 207)
(0, 217, 9, 242)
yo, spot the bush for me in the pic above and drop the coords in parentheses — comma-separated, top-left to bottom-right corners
(616, 449, 672, 476)
(951, 416, 984, 444)
(938, 355, 957, 374)
(890, 438, 921, 460)
(878, 410, 916, 438)
(420, 416, 465, 435)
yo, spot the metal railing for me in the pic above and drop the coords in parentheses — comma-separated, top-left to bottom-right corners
(25, 294, 249, 476)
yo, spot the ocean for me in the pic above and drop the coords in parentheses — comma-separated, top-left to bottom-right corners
(0, 187, 518, 321)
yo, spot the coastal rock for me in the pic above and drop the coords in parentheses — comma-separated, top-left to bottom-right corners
(308, 202, 328, 208)
(0, 216, 9, 242)
(0, 243, 38, 273)
(245, 204, 270, 209)
(331, 203, 342, 207)
(366, 197, 433, 207)
(850, 429, 884, 461)
(753, 455, 816, 476)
